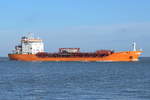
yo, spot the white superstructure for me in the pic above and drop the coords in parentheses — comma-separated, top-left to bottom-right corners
(14, 34, 44, 54)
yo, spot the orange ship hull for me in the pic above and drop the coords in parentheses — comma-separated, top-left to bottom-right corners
(8, 51, 142, 62)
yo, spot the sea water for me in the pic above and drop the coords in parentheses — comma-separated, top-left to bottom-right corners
(0, 57, 150, 100)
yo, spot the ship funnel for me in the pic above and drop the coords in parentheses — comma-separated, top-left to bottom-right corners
(132, 42, 137, 51)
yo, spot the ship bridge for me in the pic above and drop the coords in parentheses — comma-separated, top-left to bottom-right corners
(14, 34, 44, 54)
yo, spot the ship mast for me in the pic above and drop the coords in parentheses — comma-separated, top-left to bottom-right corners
(133, 42, 137, 51)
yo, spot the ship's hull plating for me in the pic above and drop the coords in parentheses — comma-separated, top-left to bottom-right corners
(8, 51, 142, 62)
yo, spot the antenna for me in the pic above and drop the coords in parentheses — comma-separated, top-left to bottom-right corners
(27, 32, 34, 39)
(27, 33, 31, 38)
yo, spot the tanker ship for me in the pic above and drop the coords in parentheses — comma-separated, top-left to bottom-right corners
(8, 34, 142, 62)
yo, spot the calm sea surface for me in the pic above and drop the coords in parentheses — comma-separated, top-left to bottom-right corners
(0, 57, 150, 100)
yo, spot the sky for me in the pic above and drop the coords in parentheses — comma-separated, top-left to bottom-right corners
(0, 0, 150, 56)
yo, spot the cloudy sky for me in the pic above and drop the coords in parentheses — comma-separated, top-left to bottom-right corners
(0, 0, 150, 56)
